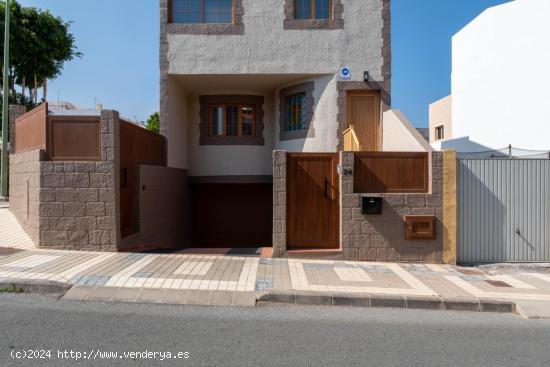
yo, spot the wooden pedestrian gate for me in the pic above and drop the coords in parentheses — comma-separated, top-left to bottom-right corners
(458, 158, 550, 263)
(287, 153, 339, 250)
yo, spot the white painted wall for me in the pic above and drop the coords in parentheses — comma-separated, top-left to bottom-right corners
(428, 95, 452, 144)
(275, 75, 339, 152)
(452, 0, 550, 150)
(187, 90, 274, 176)
(382, 110, 431, 152)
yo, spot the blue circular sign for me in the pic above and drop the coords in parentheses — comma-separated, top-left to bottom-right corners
(340, 67, 351, 80)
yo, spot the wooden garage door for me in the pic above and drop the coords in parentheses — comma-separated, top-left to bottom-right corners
(190, 183, 273, 248)
(287, 153, 339, 250)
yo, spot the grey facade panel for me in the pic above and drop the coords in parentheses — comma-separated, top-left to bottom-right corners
(458, 159, 550, 263)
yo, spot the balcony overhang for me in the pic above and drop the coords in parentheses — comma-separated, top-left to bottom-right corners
(169, 73, 328, 94)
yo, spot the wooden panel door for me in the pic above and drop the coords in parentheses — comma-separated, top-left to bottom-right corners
(347, 91, 380, 151)
(287, 153, 339, 250)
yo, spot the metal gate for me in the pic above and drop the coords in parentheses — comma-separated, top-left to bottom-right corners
(458, 158, 550, 262)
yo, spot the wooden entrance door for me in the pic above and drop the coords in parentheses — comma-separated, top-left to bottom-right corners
(287, 153, 339, 250)
(347, 91, 381, 151)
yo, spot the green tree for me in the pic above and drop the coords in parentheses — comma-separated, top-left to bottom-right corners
(146, 112, 160, 134)
(0, 0, 81, 107)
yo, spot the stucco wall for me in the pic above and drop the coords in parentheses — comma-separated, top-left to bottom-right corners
(165, 1, 386, 79)
(275, 75, 339, 153)
(452, 0, 550, 150)
(160, 0, 391, 167)
(382, 109, 432, 152)
(186, 90, 274, 177)
(166, 79, 189, 170)
(429, 95, 452, 144)
(121, 164, 189, 250)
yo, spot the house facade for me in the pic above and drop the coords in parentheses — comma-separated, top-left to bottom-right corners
(160, 0, 393, 249)
(158, 0, 451, 263)
(7, 0, 452, 263)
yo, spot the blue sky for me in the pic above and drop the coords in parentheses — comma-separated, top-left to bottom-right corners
(18, 0, 510, 126)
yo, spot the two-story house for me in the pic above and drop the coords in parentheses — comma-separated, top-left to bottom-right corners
(160, 0, 392, 246)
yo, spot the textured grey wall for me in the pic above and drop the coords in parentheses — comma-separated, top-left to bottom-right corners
(9, 110, 121, 251)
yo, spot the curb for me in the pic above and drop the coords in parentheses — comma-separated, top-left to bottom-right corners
(0, 279, 72, 296)
(257, 291, 516, 314)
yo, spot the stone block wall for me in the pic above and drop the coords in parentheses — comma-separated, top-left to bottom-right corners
(9, 105, 27, 154)
(272, 150, 287, 257)
(8, 108, 121, 251)
(340, 151, 443, 262)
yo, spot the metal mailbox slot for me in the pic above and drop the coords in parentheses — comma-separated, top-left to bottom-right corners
(405, 215, 436, 240)
(362, 196, 382, 215)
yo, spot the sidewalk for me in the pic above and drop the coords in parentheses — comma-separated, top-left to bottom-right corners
(1, 207, 550, 317)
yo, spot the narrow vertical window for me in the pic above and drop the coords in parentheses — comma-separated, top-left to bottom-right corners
(285, 93, 307, 131)
(241, 106, 255, 136)
(435, 125, 445, 140)
(211, 106, 224, 136)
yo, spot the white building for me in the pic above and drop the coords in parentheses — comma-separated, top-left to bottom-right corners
(430, 0, 550, 153)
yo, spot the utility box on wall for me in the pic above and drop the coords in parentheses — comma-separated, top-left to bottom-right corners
(404, 216, 436, 240)
(362, 196, 383, 215)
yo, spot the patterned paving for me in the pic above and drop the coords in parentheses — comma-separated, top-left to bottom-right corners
(1, 247, 550, 301)
(0, 208, 36, 250)
(1, 207, 550, 303)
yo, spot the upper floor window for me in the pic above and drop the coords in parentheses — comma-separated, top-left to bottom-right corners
(172, 0, 234, 24)
(435, 125, 444, 141)
(295, 0, 330, 20)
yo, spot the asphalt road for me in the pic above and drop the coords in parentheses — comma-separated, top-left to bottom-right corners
(1, 294, 550, 367)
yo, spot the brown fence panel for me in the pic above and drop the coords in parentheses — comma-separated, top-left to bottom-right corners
(15, 103, 47, 153)
(120, 120, 167, 238)
(47, 116, 101, 161)
(354, 152, 429, 193)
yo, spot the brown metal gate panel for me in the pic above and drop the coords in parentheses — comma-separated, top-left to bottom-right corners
(120, 121, 167, 238)
(287, 153, 339, 250)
